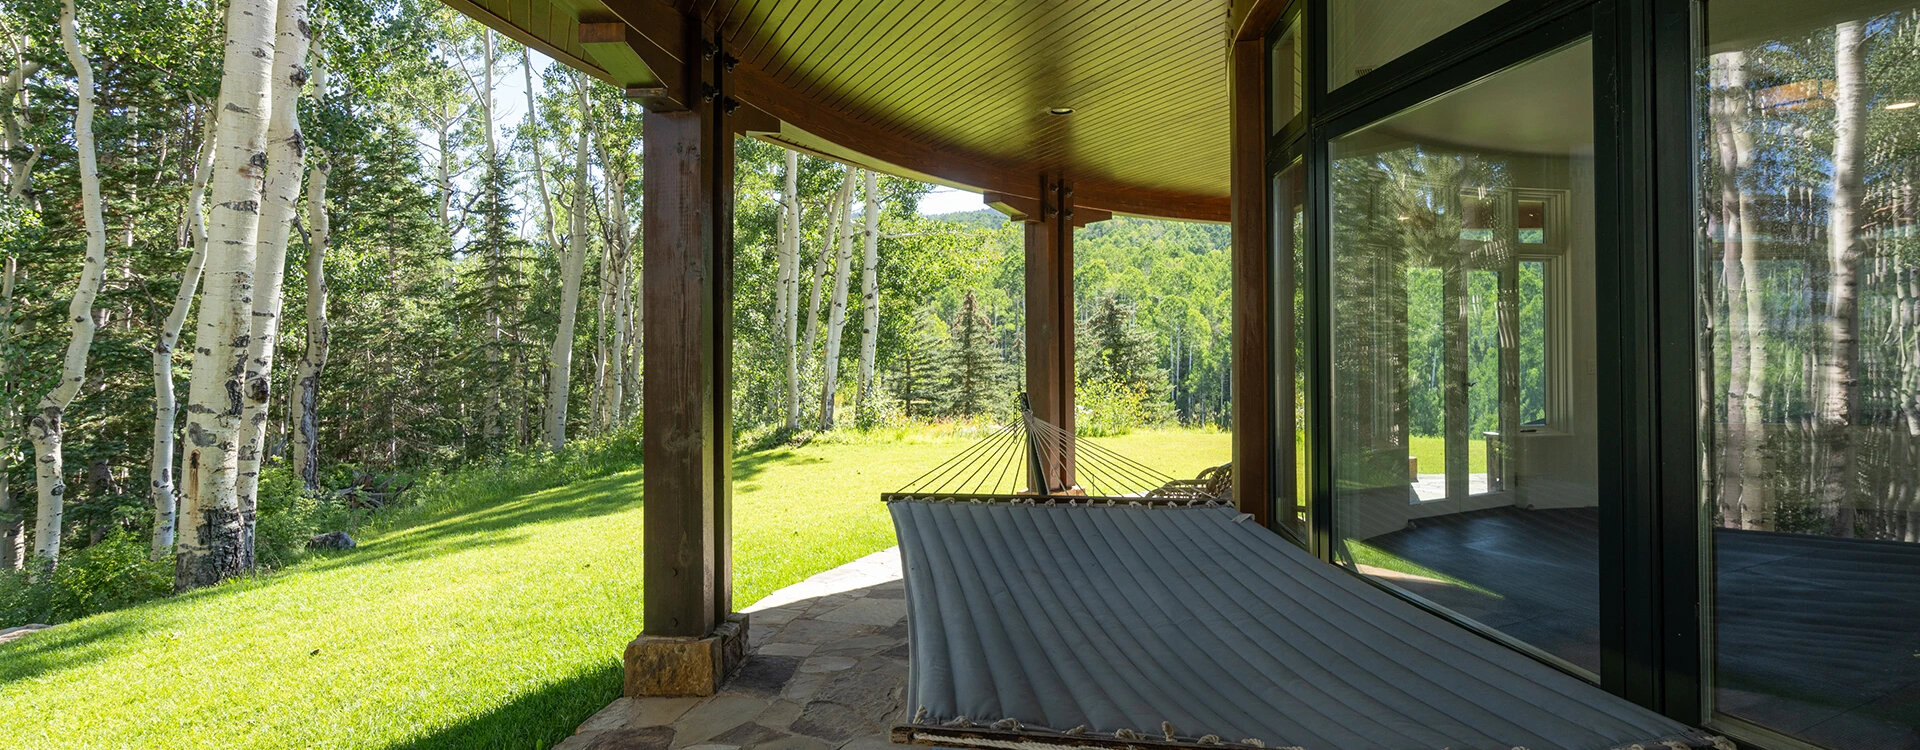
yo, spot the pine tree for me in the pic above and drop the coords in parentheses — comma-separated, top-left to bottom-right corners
(1079, 293, 1167, 397)
(893, 307, 947, 418)
(452, 153, 537, 453)
(941, 291, 1002, 417)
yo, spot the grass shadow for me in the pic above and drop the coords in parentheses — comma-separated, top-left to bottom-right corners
(308, 470, 646, 572)
(379, 660, 623, 750)
(0, 618, 137, 688)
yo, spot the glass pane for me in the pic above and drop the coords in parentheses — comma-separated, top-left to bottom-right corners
(1273, 162, 1308, 537)
(1328, 0, 1505, 90)
(1404, 265, 1447, 501)
(1518, 200, 1548, 244)
(1518, 260, 1548, 428)
(1270, 15, 1303, 131)
(1331, 40, 1601, 676)
(1700, 3, 1920, 748)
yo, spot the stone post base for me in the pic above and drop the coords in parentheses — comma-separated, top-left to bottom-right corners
(622, 613, 749, 697)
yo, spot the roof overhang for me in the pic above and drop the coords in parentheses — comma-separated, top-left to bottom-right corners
(444, 0, 1236, 221)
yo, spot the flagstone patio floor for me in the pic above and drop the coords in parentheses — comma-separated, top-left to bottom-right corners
(555, 548, 909, 750)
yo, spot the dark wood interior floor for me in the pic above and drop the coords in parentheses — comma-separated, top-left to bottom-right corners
(1362, 506, 1920, 750)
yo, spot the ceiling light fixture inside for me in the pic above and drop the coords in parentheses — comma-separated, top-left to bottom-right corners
(1048, 107, 1074, 116)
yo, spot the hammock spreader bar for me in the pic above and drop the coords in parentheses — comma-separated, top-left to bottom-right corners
(886, 498, 1729, 750)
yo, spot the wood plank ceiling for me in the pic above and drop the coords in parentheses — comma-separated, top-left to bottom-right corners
(443, 0, 1233, 221)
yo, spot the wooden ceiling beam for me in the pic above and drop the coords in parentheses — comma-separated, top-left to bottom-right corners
(584, 0, 698, 108)
(579, 21, 684, 109)
(983, 192, 1041, 222)
(441, 0, 613, 88)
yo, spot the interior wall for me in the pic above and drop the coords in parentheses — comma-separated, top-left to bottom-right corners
(1512, 150, 1600, 512)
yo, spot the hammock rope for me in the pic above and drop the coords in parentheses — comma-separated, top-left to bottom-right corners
(887, 393, 1213, 502)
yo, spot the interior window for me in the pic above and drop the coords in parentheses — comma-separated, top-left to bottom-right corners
(1517, 199, 1548, 244)
(1518, 259, 1549, 429)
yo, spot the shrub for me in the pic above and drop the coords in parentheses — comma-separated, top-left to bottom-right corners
(364, 425, 643, 534)
(253, 466, 360, 571)
(0, 530, 172, 627)
(1075, 380, 1169, 437)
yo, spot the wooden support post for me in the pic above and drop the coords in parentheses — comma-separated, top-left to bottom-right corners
(1025, 177, 1108, 493)
(629, 16, 746, 697)
(1230, 37, 1274, 527)
(988, 181, 1110, 494)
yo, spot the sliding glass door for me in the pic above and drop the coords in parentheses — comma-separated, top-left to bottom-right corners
(1261, 1, 1917, 747)
(1698, 2, 1920, 747)
(1328, 38, 1604, 677)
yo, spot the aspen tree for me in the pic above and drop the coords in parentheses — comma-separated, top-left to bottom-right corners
(151, 117, 216, 559)
(177, 0, 277, 590)
(1822, 21, 1868, 536)
(0, 259, 18, 569)
(779, 150, 801, 430)
(292, 153, 329, 490)
(818, 170, 860, 429)
(855, 169, 881, 422)
(1, 58, 40, 201)
(291, 39, 330, 491)
(802, 170, 853, 360)
(235, 0, 313, 564)
(543, 72, 589, 450)
(31, 0, 108, 567)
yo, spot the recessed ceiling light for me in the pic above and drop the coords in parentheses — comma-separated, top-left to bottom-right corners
(1888, 101, 1918, 110)
(1047, 107, 1074, 116)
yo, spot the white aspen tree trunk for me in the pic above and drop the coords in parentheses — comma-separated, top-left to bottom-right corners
(434, 119, 453, 230)
(480, 30, 496, 162)
(623, 265, 642, 422)
(855, 169, 880, 422)
(618, 266, 641, 421)
(818, 170, 859, 430)
(543, 73, 589, 451)
(590, 238, 611, 435)
(177, 0, 276, 590)
(1822, 21, 1867, 537)
(234, 0, 311, 566)
(1724, 53, 1767, 529)
(151, 117, 217, 559)
(773, 169, 792, 355)
(3, 61, 43, 201)
(292, 153, 328, 490)
(802, 171, 852, 361)
(0, 259, 19, 570)
(780, 150, 802, 430)
(521, 48, 562, 251)
(32, 0, 109, 568)
(290, 38, 328, 492)
(608, 198, 630, 427)
(602, 149, 631, 429)
(477, 29, 503, 444)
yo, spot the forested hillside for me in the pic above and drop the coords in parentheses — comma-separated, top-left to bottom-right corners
(0, 0, 1233, 613)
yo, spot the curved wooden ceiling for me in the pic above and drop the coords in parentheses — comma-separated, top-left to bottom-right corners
(443, 0, 1233, 220)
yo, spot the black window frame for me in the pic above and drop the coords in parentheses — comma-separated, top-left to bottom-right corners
(1262, 0, 1719, 742)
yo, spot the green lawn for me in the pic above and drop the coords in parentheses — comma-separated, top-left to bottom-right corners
(1407, 435, 1489, 477)
(0, 427, 1228, 750)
